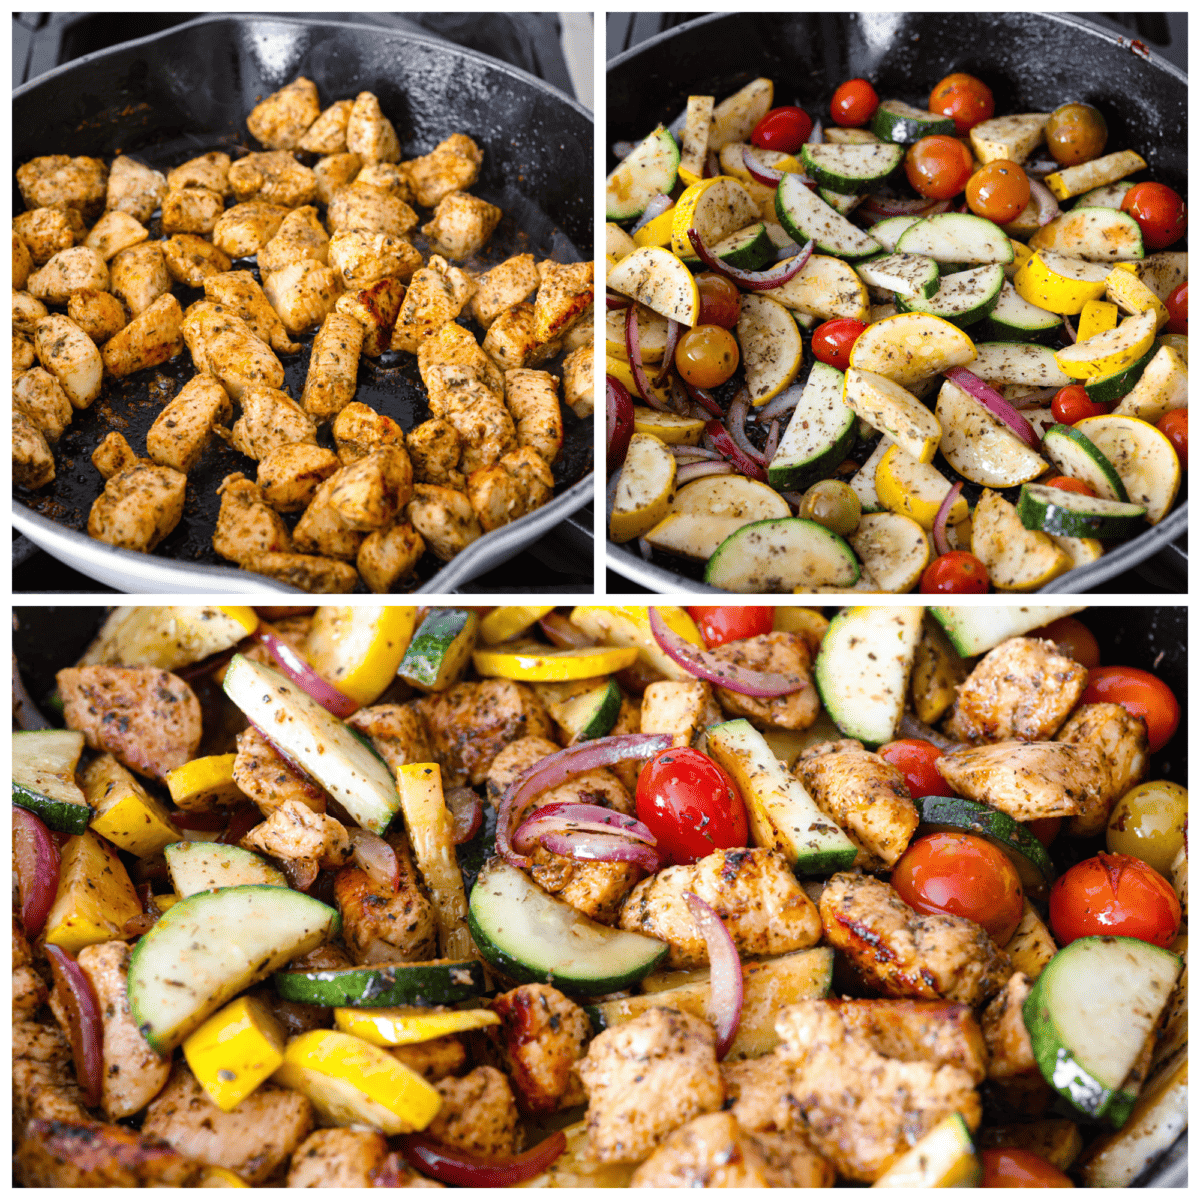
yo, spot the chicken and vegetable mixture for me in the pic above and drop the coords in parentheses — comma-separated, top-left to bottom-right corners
(12, 602, 1186, 1186)
(13, 74, 594, 593)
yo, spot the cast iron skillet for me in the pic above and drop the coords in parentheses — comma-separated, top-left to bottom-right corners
(606, 11, 1187, 597)
(12, 14, 594, 595)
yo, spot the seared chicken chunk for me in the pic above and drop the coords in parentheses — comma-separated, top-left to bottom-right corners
(212, 200, 289, 258)
(13, 410, 55, 488)
(482, 301, 541, 370)
(91, 430, 139, 479)
(146, 373, 232, 473)
(333, 401, 405, 465)
(262, 260, 343, 335)
(228, 150, 318, 208)
(17, 155, 108, 220)
(407, 419, 464, 488)
(640, 679, 723, 748)
(15, 1120, 203, 1188)
(205, 270, 300, 354)
(13, 367, 73, 441)
(15, 284, 47, 336)
(466, 463, 525, 532)
(182, 300, 283, 400)
(1055, 702, 1148, 834)
(489, 984, 590, 1115)
(981, 971, 1038, 1079)
(502, 444, 555, 512)
(102, 292, 184, 378)
(298, 99, 355, 155)
(427, 1067, 518, 1158)
(407, 483, 483, 563)
(293, 474, 365, 561)
(329, 182, 417, 238)
(348, 703, 436, 776)
(345, 91, 401, 164)
(13, 1020, 90, 1133)
(287, 1128, 389, 1188)
(533, 259, 594, 343)
(233, 724, 328, 816)
(258, 443, 341, 512)
(226, 384, 317, 460)
(27, 246, 109, 305)
(104, 155, 167, 222)
(67, 288, 126, 344)
(83, 210, 148, 261)
(709, 632, 819, 730)
(14, 229, 33, 287)
(334, 841, 437, 963)
(242, 797, 351, 875)
(168, 151, 232, 196)
(390, 256, 477, 354)
(250, 552, 359, 593)
(406, 133, 483, 208)
(314, 151, 368, 208)
(247, 76, 321, 150)
(88, 460, 186, 553)
(212, 472, 293, 564)
(109, 241, 171, 315)
(14, 207, 85, 265)
(356, 162, 413, 201)
(335, 276, 406, 357)
(471, 253, 540, 327)
(14, 332, 36, 375)
(391, 1036, 466, 1084)
(302, 311, 364, 421)
(160, 186, 225, 235)
(34, 314, 103, 408)
(162, 233, 232, 287)
(329, 444, 414, 531)
(328, 229, 422, 288)
(505, 368, 563, 463)
(257, 205, 330, 274)
(357, 523, 426, 593)
(422, 191, 502, 260)
(530, 844, 643, 925)
(562, 343, 593, 417)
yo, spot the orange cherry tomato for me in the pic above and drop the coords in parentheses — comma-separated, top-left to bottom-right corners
(892, 832, 1024, 945)
(1158, 408, 1187, 470)
(1049, 852, 1181, 948)
(1028, 615, 1100, 670)
(1122, 182, 1187, 251)
(1041, 474, 1098, 498)
(1027, 817, 1063, 849)
(1165, 280, 1187, 335)
(1045, 102, 1107, 166)
(811, 318, 869, 371)
(928, 72, 995, 135)
(965, 159, 1030, 224)
(904, 135, 974, 200)
(1083, 666, 1180, 753)
(830, 78, 878, 127)
(980, 1147, 1074, 1188)
(751, 106, 813, 153)
(685, 606, 774, 649)
(878, 739, 944, 799)
(920, 551, 989, 594)
(1051, 384, 1107, 424)
(675, 324, 740, 389)
(696, 272, 741, 328)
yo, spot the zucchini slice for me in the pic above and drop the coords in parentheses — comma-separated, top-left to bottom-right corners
(869, 215, 924, 252)
(606, 125, 680, 222)
(708, 221, 774, 270)
(968, 342, 1071, 389)
(935, 380, 1047, 488)
(873, 1113, 981, 1187)
(895, 213, 1015, 266)
(275, 959, 486, 1008)
(799, 142, 903, 192)
(767, 361, 855, 491)
(1041, 424, 1130, 502)
(1029, 206, 1145, 263)
(928, 605, 1085, 657)
(775, 172, 880, 260)
(164, 841, 288, 897)
(1088, 341, 1158, 405)
(895, 263, 1005, 327)
(848, 511, 931, 594)
(982, 280, 1063, 344)
(397, 608, 479, 692)
(704, 517, 859, 592)
(1017, 483, 1147, 539)
(13, 728, 90, 834)
(856, 252, 940, 300)
(548, 678, 623, 743)
(871, 99, 955, 145)
(1073, 414, 1182, 525)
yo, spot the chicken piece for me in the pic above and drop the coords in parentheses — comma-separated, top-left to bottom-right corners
(143, 1064, 313, 1185)
(257, 205, 330, 274)
(640, 679, 724, 748)
(356, 162, 413, 202)
(331, 185, 418, 244)
(14, 206, 85, 264)
(262, 261, 343, 335)
(91, 431, 139, 480)
(293, 473, 365, 560)
(470, 253, 540, 328)
(414, 679, 554, 788)
(226, 385, 317, 460)
(13, 367, 72, 441)
(333, 401, 405, 466)
(333, 841, 438, 963)
(944, 638, 1089, 744)
(168, 151, 232, 195)
(87, 460, 187, 553)
(287, 1128, 390, 1188)
(228, 150, 318, 208)
(182, 300, 284, 400)
(12, 1020, 91, 1134)
(578, 1007, 724, 1165)
(34, 313, 103, 407)
(14, 228, 33, 287)
(298, 99, 355, 155)
(504, 368, 563, 464)
(13, 287, 47, 336)
(488, 984, 590, 1115)
(819, 872, 1012, 1005)
(66, 288, 126, 344)
(562, 343, 593, 418)
(162, 232, 232, 287)
(247, 76, 321, 150)
(533, 259, 594, 344)
(212, 200, 290, 258)
(160, 186, 225, 235)
(146, 373, 232, 473)
(102, 291, 185, 378)
(13, 409, 54, 488)
(426, 1067, 518, 1159)
(483, 302, 539, 371)
(329, 445, 414, 531)
(242, 797, 351, 875)
(708, 632, 819, 730)
(109, 241, 170, 315)
(407, 483, 483, 563)
(981, 972, 1037, 1079)
(299, 311, 364, 423)
(345, 91, 401, 165)
(936, 740, 1110, 821)
(530, 844, 643, 925)
(57, 665, 201, 781)
(390, 258, 477, 355)
(75, 941, 172, 1120)
(212, 472, 294, 564)
(83, 210, 148, 262)
(795, 740, 918, 869)
(356, 523, 426, 593)
(405, 134, 482, 208)
(328, 229, 423, 289)
(258, 443, 341, 512)
(486, 736, 633, 814)
(407, 419, 464, 488)
(14, 332, 36, 376)
(104, 154, 166, 223)
(233, 725, 327, 816)
(15, 1120, 204, 1188)
(14, 964, 48, 1019)
(205, 270, 299, 355)
(391, 1036, 466, 1083)
(563, 307, 593, 352)
(1056, 702, 1148, 835)
(466, 463, 525, 532)
(422, 191, 502, 260)
(502, 444, 555, 512)
(312, 150, 364, 207)
(348, 704, 436, 775)
(251, 552, 359, 593)
(17, 155, 108, 221)
(335, 276, 406, 357)
(27, 245, 109, 305)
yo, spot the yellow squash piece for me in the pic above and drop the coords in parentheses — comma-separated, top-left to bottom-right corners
(1014, 249, 1109, 315)
(631, 203, 676, 248)
(605, 222, 637, 263)
(875, 444, 968, 530)
(166, 754, 242, 811)
(873, 1113, 981, 1187)
(844, 368, 942, 463)
(671, 177, 759, 261)
(479, 605, 556, 646)
(83, 754, 181, 858)
(302, 606, 416, 706)
(183, 994, 286, 1112)
(334, 1006, 500, 1047)
(847, 312, 976, 386)
(971, 489, 1072, 592)
(632, 406, 706, 446)
(1105, 268, 1170, 330)
(606, 304, 670, 362)
(609, 432, 677, 543)
(473, 644, 638, 682)
(198, 1167, 251, 1187)
(1044, 149, 1148, 201)
(1112, 344, 1188, 424)
(1054, 309, 1157, 379)
(605, 353, 673, 409)
(1075, 299, 1119, 343)
(79, 605, 258, 670)
(605, 246, 701, 326)
(569, 605, 705, 681)
(515, 1121, 637, 1188)
(771, 606, 829, 655)
(44, 829, 142, 954)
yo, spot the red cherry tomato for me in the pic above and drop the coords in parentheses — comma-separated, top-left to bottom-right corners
(696, 272, 741, 328)
(921, 551, 990, 594)
(1083, 666, 1180, 753)
(1121, 182, 1187, 251)
(1049, 852, 1181, 947)
(904, 135, 974, 200)
(1051, 384, 1107, 424)
(891, 832, 1024, 945)
(1027, 615, 1100, 670)
(1027, 817, 1062, 849)
(686, 606, 774, 649)
(1158, 408, 1187, 470)
(1041, 474, 1098, 498)
(636, 747, 748, 866)
(675, 324, 740, 389)
(1165, 280, 1187, 336)
(878, 739, 945, 800)
(929, 72, 995, 136)
(965, 159, 1030, 224)
(810, 318, 869, 370)
(980, 1147, 1074, 1188)
(751, 106, 813, 154)
(830, 78, 878, 128)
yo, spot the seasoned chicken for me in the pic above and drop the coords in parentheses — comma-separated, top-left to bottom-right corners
(15, 1120, 203, 1188)
(356, 162, 413, 202)
(489, 984, 590, 1115)
(357, 523, 426, 592)
(405, 133, 483, 208)
(422, 191, 502, 260)
(33, 313, 101, 410)
(258, 443, 341, 512)
(212, 200, 290, 258)
(212, 472, 294, 564)
(530, 844, 643, 925)
(562, 342, 594, 418)
(533, 259, 594, 343)
(102, 292, 185, 378)
(466, 463, 525, 532)
(84, 210, 148, 261)
(301, 311, 364, 421)
(233, 724, 328, 816)
(104, 154, 167, 222)
(471, 253, 540, 327)
(87, 460, 186, 553)
(67, 288, 126, 344)
(329, 444, 414, 531)
(204, 270, 300, 355)
(160, 186, 225, 235)
(328, 229, 423, 288)
(407, 419, 464, 488)
(13, 1020, 90, 1133)
(298, 99, 355, 155)
(13, 409, 55, 488)
(334, 841, 437, 963)
(640, 679, 723, 748)
(182, 300, 284, 400)
(27, 246, 109, 305)
(427, 1067, 518, 1158)
(13, 206, 84, 264)
(13, 367, 73, 441)
(109, 241, 171, 315)
(505, 368, 563, 463)
(287, 1129, 389, 1188)
(328, 183, 417, 238)
(563, 307, 593, 352)
(17, 155, 108, 220)
(335, 276, 406, 356)
(262, 260, 343, 335)
(391, 257, 477, 355)
(229, 150, 318, 208)
(577, 1007, 724, 1165)
(981, 972, 1037, 1079)
(333, 401, 405, 465)
(90, 430, 139, 479)
(167, 151, 232, 196)
(819, 872, 1012, 1006)
(1056, 702, 1148, 834)
(257, 205, 330, 274)
(310, 150, 363, 206)
(247, 76, 321, 150)
(14, 229, 33, 287)
(293, 474, 365, 561)
(708, 632, 819, 730)
(483, 302, 542, 371)
(407, 483, 483, 563)
(162, 233, 232, 287)
(146, 373, 232, 473)
(249, 552, 359, 593)
(13, 957, 48, 1020)
(226, 384, 317, 460)
(501, 444, 554, 512)
(345, 91, 401, 164)
(14, 332, 36, 375)
(391, 1036, 466, 1084)
(57, 665, 201, 781)
(486, 736, 633, 814)
(242, 798, 351, 874)
(347, 704, 436, 776)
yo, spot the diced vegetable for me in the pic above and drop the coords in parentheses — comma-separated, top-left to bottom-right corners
(847, 312, 976, 386)
(1113, 345, 1188, 423)
(609, 432, 677, 543)
(671, 178, 760, 262)
(183, 994, 286, 1112)
(1003, 901, 1059, 981)
(43, 829, 142, 954)
(849, 512, 931, 593)
(1073, 414, 1182, 524)
(707, 78, 775, 151)
(83, 755, 181, 858)
(165, 754, 242, 811)
(1029, 207, 1145, 263)
(1043, 149, 1148, 202)
(302, 606, 416, 706)
(704, 518, 860, 592)
(397, 609, 479, 693)
(275, 960, 486, 1008)
(13, 729, 90, 833)
(843, 368, 941, 463)
(970, 489, 1072, 592)
(968, 113, 1049, 164)
(928, 604, 1084, 656)
(78, 605, 258, 670)
(334, 1006, 499, 1047)
(737, 293, 804, 405)
(606, 125, 680, 222)
(164, 841, 288, 897)
(872, 1113, 980, 1187)
(569, 606, 705, 681)
(606, 246, 701, 326)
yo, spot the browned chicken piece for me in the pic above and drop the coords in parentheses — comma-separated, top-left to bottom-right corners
(334, 841, 438, 963)
(75, 941, 172, 1120)
(17, 155, 108, 220)
(242, 797, 351, 875)
(707, 632, 819, 731)
(470, 253, 540, 327)
(146, 373, 232, 473)
(329, 182, 418, 238)
(27, 246, 109, 305)
(426, 1067, 518, 1158)
(108, 241, 169, 316)
(15, 1120, 204, 1188)
(329, 444, 414, 531)
(91, 430, 139, 479)
(228, 150, 318, 208)
(182, 300, 284, 401)
(67, 288, 126, 344)
(212, 472, 294, 564)
(578, 1007, 725, 1165)
(486, 736, 633, 813)
(102, 292, 185, 378)
(356, 161, 413, 200)
(391, 1036, 466, 1083)
(298, 99, 355, 155)
(162, 232, 232, 287)
(258, 205, 330, 273)
(247, 76, 321, 150)
(796, 740, 918, 868)
(1056, 702, 1148, 835)
(168, 151, 232, 196)
(936, 740, 1109, 821)
(328, 229, 423, 288)
(405, 133, 483, 208)
(415, 679, 554, 788)
(390, 257, 477, 355)
(483, 302, 541, 371)
(258, 443, 341, 512)
(981, 972, 1037, 1078)
(944, 637, 1089, 744)
(87, 460, 187, 553)
(348, 704, 436, 776)
(143, 1064, 313, 1185)
(13, 964, 48, 1020)
(13, 1020, 91, 1134)
(83, 210, 148, 261)
(293, 473, 365, 561)
(13, 410, 54, 488)
(302, 311, 364, 421)
(14, 206, 85, 265)
(422, 191, 503, 260)
(502, 444, 555, 512)
(226, 384, 317, 460)
(203, 270, 300, 355)
(313, 150, 364, 207)
(563, 307, 594, 352)
(252, 552, 359, 593)
(640, 679, 723, 748)
(530, 844, 644, 925)
(407, 483, 483, 563)
(533, 258, 595, 345)
(346, 91, 401, 164)
(335, 276, 406, 357)
(407, 419, 464, 488)
(562, 343, 594, 418)
(13, 367, 72, 441)
(233, 724, 327, 816)
(287, 1128, 390, 1188)
(489, 984, 590, 1115)
(357, 523, 425, 593)
(14, 228, 33, 287)
(262, 260, 344, 335)
(820, 872, 1012, 1005)
(160, 186, 225, 235)
(504, 367, 563, 464)
(57, 665, 201, 781)
(14, 332, 36, 376)
(104, 155, 166, 224)
(466, 463, 526, 532)
(333, 400, 405, 465)
(212, 200, 290, 258)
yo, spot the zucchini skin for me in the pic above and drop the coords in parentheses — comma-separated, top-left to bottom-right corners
(274, 960, 486, 1008)
(12, 789, 90, 834)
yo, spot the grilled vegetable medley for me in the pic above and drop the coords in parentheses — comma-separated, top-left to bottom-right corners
(12, 602, 1186, 1185)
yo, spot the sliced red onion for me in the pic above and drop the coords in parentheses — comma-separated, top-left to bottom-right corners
(445, 788, 483, 844)
(532, 801, 656, 837)
(219, 800, 266, 846)
(681, 377, 724, 417)
(13, 804, 60, 938)
(897, 711, 965, 754)
(513, 802, 657, 852)
(707, 421, 768, 481)
(727, 393, 767, 465)
(945, 366, 1040, 450)
(1024, 156, 1059, 177)
(864, 194, 943, 217)
(649, 607, 804, 697)
(655, 318, 683, 386)
(1028, 178, 1061, 227)
(807, 119, 823, 144)
(689, 227, 813, 292)
(670, 444, 722, 460)
(757, 383, 804, 422)
(606, 293, 631, 310)
(705, 151, 720, 178)
(347, 828, 400, 892)
(541, 830, 661, 871)
(676, 461, 736, 484)
(13, 656, 49, 730)
(171, 809, 230, 831)
(764, 418, 781, 462)
(606, 373, 636, 474)
(625, 303, 668, 412)
(684, 892, 742, 1060)
(256, 629, 357, 719)
(399, 1131, 566, 1187)
(45, 944, 104, 1107)
(932, 481, 963, 557)
(630, 192, 672, 236)
(775, 241, 802, 261)
(1008, 385, 1061, 406)
(743, 146, 784, 186)
(539, 613, 596, 649)
(1063, 315, 1077, 344)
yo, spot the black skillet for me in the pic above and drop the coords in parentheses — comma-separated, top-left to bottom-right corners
(12, 14, 594, 594)
(606, 11, 1187, 597)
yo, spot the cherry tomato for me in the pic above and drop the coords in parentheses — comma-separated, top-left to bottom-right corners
(1157, 408, 1187, 470)
(1165, 280, 1187, 336)
(1045, 102, 1107, 167)
(1049, 852, 1181, 948)
(921, 551, 989, 594)
(1027, 615, 1100, 670)
(1122, 182, 1187, 251)
(1051, 383, 1107, 424)
(636, 747, 748, 865)
(675, 324, 740, 389)
(892, 832, 1024, 945)
(1107, 780, 1188, 876)
(878, 739, 944, 799)
(1041, 474, 1098, 498)
(686, 606, 774, 649)
(830, 78, 878, 128)
(929, 73, 996, 136)
(751, 106, 814, 154)
(965, 159, 1030, 224)
(696, 272, 741, 329)
(797, 479, 861, 536)
(1028, 817, 1062, 849)
(1083, 666, 1180, 754)
(980, 1147, 1074, 1188)
(811, 318, 868, 370)
(904, 135, 974, 200)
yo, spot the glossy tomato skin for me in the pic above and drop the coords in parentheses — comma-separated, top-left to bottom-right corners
(980, 1147, 1074, 1188)
(831, 78, 878, 127)
(891, 832, 1024, 945)
(1028, 615, 1100, 670)
(636, 747, 748, 865)
(696, 272, 741, 328)
(1165, 280, 1187, 335)
(965, 159, 1029, 224)
(1051, 384, 1107, 424)
(811, 318, 868, 370)
(929, 72, 995, 135)
(905, 135, 974, 200)
(1045, 102, 1107, 166)
(751, 106, 813, 153)
(921, 551, 990, 594)
(1083, 666, 1180, 753)
(878, 739, 944, 799)
(1049, 852, 1181, 948)
(1042, 474, 1098, 498)
(1122, 182, 1187, 250)
(1158, 408, 1187, 470)
(675, 324, 740, 388)
(686, 606, 774, 648)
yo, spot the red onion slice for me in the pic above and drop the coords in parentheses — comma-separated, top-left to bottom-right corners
(539, 613, 596, 649)
(625, 303, 668, 412)
(757, 383, 804, 422)
(764, 418, 781, 462)
(680, 378, 725, 417)
(44, 944, 104, 1107)
(689, 227, 813, 292)
(655, 318, 683, 386)
(897, 711, 965, 754)
(677, 461, 736, 484)
(13, 804, 61, 938)
(1062, 315, 1077, 344)
(945, 366, 1040, 450)
(1028, 178, 1061, 227)
(514, 801, 657, 850)
(671, 445, 722, 460)
(727, 393, 768, 465)
(400, 1131, 566, 1187)
(445, 788, 483, 844)
(630, 192, 672, 236)
(743, 145, 784, 186)
(684, 892, 742, 1060)
(218, 800, 265, 847)
(606, 293, 632, 310)
(256, 630, 357, 719)
(932, 481, 963, 557)
(541, 830, 661, 871)
(13, 657, 50, 730)
(347, 828, 400, 893)
(706, 421, 768, 482)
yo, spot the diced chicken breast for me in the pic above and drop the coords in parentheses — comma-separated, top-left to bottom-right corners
(233, 724, 328, 816)
(105, 155, 167, 223)
(67, 288, 126, 344)
(981, 972, 1038, 1079)
(347, 703, 436, 775)
(489, 984, 590, 1114)
(406, 483, 483, 563)
(249, 552, 359, 593)
(84, 210, 148, 262)
(562, 342, 594, 418)
(405, 137, 482, 209)
(425, 1067, 518, 1158)
(257, 443, 341, 512)
(12, 288, 46, 336)
(293, 473, 365, 561)
(168, 151, 232, 195)
(391, 1036, 466, 1084)
(407, 419, 464, 488)
(1055, 702, 1148, 834)
(345, 92, 401, 165)
(504, 367, 563, 464)
(146, 373, 232, 473)
(258, 205, 331, 274)
(531, 845, 643, 925)
(212, 472, 293, 564)
(13, 367, 72, 441)
(357, 522, 426, 593)
(87, 461, 187, 553)
(262, 260, 343, 335)
(709, 632, 819, 730)
(422, 191, 502, 260)
(301, 311, 364, 421)
(328, 229, 422, 289)
(15, 1119, 203, 1188)
(502, 444, 554, 513)
(466, 463, 525, 532)
(328, 444, 414, 531)
(28, 245, 110, 305)
(640, 679, 723, 747)
(162, 233, 232, 287)
(482, 302, 541, 371)
(334, 839, 437, 963)
(333, 401, 406, 466)
(287, 1128, 389, 1188)
(182, 300, 283, 400)
(226, 384, 317, 460)
(13, 409, 55, 488)
(298, 99, 354, 155)
(328, 183, 417, 238)
(102, 292, 185, 378)
(470, 253, 540, 328)
(205, 270, 300, 354)
(229, 150, 317, 208)
(533, 259, 594, 343)
(34, 313, 103, 407)
(14, 332, 36, 375)
(212, 200, 290, 258)
(246, 76, 321, 151)
(390, 258, 477, 355)
(14, 206, 84, 264)
(17, 155, 108, 220)
(242, 797, 350, 874)
(160, 186, 225, 235)
(13, 1021, 90, 1134)
(90, 431, 139, 480)
(335, 276, 406, 357)
(14, 229, 33, 287)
